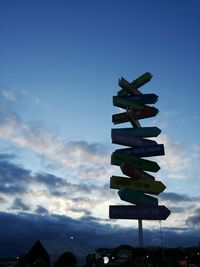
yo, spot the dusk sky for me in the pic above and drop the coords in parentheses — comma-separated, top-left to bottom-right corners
(0, 0, 200, 257)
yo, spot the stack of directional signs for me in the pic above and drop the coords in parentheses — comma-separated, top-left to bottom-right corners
(109, 73, 171, 222)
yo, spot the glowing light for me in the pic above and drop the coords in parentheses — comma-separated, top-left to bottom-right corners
(103, 256, 109, 264)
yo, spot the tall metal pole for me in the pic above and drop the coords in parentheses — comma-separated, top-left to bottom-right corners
(138, 219, 144, 247)
(159, 220, 165, 260)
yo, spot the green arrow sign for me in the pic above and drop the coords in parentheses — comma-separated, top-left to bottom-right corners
(111, 152, 160, 172)
(131, 72, 153, 89)
(118, 187, 158, 206)
(110, 176, 166, 195)
(112, 127, 161, 138)
(120, 163, 155, 180)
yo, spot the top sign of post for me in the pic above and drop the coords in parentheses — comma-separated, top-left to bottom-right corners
(118, 72, 153, 96)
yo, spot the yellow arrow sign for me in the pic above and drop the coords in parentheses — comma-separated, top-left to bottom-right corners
(110, 175, 166, 195)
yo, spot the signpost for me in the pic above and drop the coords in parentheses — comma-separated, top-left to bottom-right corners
(109, 72, 170, 248)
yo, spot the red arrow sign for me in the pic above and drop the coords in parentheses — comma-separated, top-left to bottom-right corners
(112, 133, 157, 147)
(109, 205, 171, 220)
(112, 107, 159, 124)
(120, 163, 155, 181)
(118, 77, 142, 95)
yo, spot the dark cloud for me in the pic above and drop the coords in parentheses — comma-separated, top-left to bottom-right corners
(186, 215, 200, 226)
(1, 211, 200, 258)
(170, 206, 185, 213)
(70, 207, 91, 216)
(12, 197, 30, 211)
(0, 196, 6, 203)
(67, 141, 108, 156)
(0, 153, 16, 161)
(186, 207, 200, 227)
(35, 205, 49, 215)
(0, 156, 75, 197)
(34, 173, 67, 187)
(1, 154, 200, 257)
(0, 159, 30, 194)
(160, 192, 195, 202)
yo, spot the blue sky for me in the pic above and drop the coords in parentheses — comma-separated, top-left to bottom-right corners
(0, 0, 200, 256)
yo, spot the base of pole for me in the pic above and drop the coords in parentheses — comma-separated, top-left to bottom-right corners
(138, 219, 144, 247)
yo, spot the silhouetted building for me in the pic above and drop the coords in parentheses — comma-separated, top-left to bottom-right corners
(26, 240, 98, 267)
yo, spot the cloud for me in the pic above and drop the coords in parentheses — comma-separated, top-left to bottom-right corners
(35, 205, 49, 215)
(0, 111, 109, 171)
(186, 207, 200, 227)
(0, 160, 30, 194)
(156, 134, 191, 179)
(12, 197, 30, 211)
(1, 211, 200, 257)
(160, 192, 196, 202)
(0, 155, 115, 220)
(2, 89, 16, 102)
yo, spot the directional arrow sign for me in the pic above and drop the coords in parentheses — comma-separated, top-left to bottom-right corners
(129, 94, 158, 104)
(113, 96, 145, 110)
(130, 107, 159, 120)
(115, 94, 158, 105)
(112, 133, 157, 147)
(115, 144, 165, 158)
(131, 72, 153, 90)
(110, 176, 166, 195)
(112, 107, 159, 124)
(111, 152, 160, 172)
(118, 77, 142, 95)
(109, 205, 171, 220)
(112, 112, 130, 124)
(118, 188, 158, 206)
(112, 127, 161, 138)
(120, 163, 155, 180)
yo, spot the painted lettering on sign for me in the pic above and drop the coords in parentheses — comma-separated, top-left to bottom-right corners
(115, 144, 165, 158)
(110, 176, 166, 194)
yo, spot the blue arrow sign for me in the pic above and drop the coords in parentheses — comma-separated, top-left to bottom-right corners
(109, 205, 171, 220)
(112, 127, 161, 138)
(112, 133, 157, 147)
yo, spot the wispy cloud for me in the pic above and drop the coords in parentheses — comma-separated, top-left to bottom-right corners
(0, 111, 109, 171)
(0, 156, 114, 220)
(156, 134, 191, 179)
(2, 89, 16, 102)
